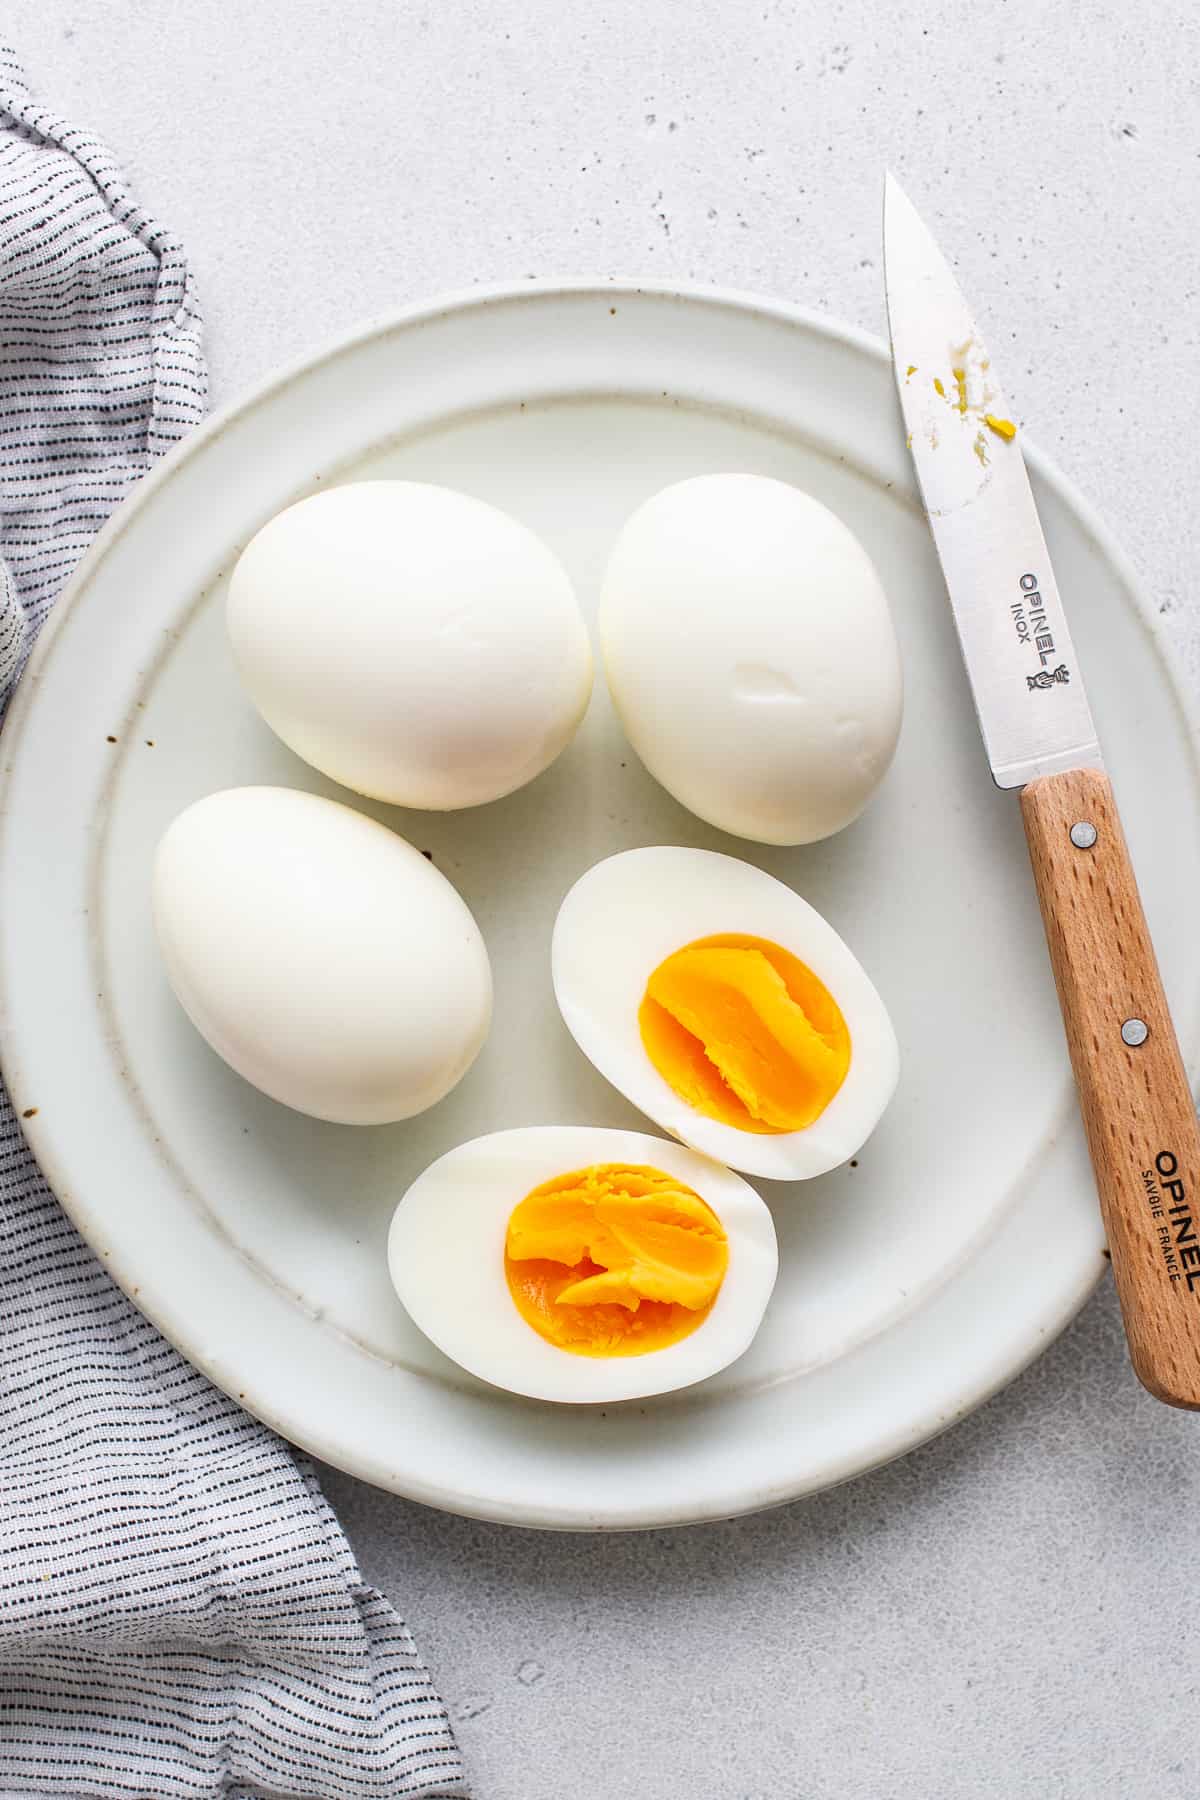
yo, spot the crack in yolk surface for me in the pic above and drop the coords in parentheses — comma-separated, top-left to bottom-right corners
(504, 1164, 728, 1357)
(638, 933, 851, 1135)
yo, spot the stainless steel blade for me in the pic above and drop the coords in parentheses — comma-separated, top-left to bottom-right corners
(883, 174, 1101, 788)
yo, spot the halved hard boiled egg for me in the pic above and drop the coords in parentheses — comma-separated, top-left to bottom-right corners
(552, 847, 898, 1181)
(387, 1126, 778, 1403)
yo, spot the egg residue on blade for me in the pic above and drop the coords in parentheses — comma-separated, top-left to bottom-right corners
(599, 473, 903, 846)
(387, 1127, 778, 1403)
(552, 847, 898, 1181)
(227, 481, 594, 811)
(153, 787, 492, 1125)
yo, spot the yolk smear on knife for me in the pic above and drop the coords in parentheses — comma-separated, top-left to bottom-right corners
(505, 1164, 728, 1356)
(952, 367, 969, 414)
(638, 933, 851, 1135)
(984, 413, 1017, 440)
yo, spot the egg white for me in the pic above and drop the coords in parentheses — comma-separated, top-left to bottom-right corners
(387, 1125, 778, 1404)
(227, 481, 594, 811)
(552, 847, 899, 1181)
(600, 474, 902, 846)
(153, 787, 492, 1125)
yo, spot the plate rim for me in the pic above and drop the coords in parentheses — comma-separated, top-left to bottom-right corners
(2, 277, 1196, 1529)
(8, 274, 1188, 769)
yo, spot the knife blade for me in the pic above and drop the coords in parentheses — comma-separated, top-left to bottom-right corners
(883, 172, 1100, 788)
(883, 173, 1200, 1410)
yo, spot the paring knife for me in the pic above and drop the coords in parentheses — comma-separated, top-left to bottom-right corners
(883, 173, 1200, 1409)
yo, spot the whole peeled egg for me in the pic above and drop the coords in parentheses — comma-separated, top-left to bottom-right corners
(553, 847, 898, 1181)
(152, 787, 492, 1124)
(227, 481, 594, 810)
(388, 1126, 778, 1403)
(600, 474, 903, 845)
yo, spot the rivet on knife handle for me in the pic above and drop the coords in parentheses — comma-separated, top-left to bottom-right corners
(1021, 766, 1200, 1408)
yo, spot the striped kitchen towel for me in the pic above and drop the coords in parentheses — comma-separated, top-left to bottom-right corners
(0, 47, 466, 1800)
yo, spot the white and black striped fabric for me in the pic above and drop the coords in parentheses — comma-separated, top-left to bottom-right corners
(0, 48, 465, 1800)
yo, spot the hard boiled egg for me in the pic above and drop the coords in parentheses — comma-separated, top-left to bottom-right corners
(228, 481, 593, 810)
(387, 1126, 778, 1403)
(552, 847, 898, 1181)
(153, 787, 492, 1124)
(600, 474, 902, 845)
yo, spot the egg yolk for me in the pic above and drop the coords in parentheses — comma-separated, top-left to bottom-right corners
(504, 1163, 729, 1357)
(638, 933, 850, 1135)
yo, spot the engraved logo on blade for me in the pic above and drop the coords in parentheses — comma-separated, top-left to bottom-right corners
(1013, 571, 1072, 696)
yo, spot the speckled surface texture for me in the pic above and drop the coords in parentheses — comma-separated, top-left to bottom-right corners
(10, 3, 1200, 1794)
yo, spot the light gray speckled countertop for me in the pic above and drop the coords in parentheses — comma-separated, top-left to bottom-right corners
(10, 3, 1200, 1794)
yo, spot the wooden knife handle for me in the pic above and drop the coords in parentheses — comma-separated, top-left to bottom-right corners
(1022, 766, 1200, 1407)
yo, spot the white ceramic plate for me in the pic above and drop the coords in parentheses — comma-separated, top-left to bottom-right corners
(2, 283, 1197, 1531)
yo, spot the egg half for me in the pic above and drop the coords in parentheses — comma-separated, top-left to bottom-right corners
(153, 786, 492, 1124)
(552, 847, 898, 1181)
(388, 1126, 778, 1403)
(600, 474, 903, 845)
(228, 481, 594, 811)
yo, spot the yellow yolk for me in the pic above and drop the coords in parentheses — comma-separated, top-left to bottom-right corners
(984, 413, 1017, 441)
(638, 933, 851, 1135)
(504, 1164, 729, 1357)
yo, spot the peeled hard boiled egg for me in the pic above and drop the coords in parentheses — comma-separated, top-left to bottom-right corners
(552, 847, 898, 1181)
(153, 787, 492, 1124)
(388, 1126, 778, 1403)
(227, 481, 594, 810)
(600, 474, 902, 845)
